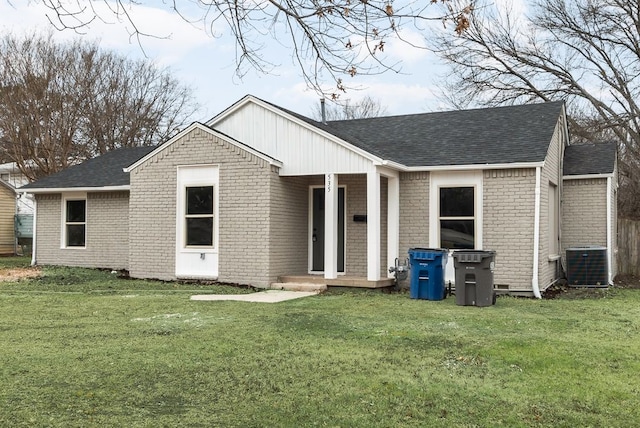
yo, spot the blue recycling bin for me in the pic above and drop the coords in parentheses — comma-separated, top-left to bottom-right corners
(408, 248, 448, 300)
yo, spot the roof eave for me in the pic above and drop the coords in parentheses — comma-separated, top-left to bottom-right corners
(397, 161, 545, 172)
(20, 185, 130, 194)
(563, 172, 614, 180)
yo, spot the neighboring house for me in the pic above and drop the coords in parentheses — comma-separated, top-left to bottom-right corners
(0, 162, 34, 215)
(0, 179, 16, 254)
(20, 96, 618, 297)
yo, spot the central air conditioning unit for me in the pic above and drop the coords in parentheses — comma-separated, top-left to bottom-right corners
(566, 247, 608, 287)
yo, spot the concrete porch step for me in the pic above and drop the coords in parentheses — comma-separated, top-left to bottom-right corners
(270, 282, 328, 292)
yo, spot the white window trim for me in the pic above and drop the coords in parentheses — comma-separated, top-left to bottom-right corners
(60, 192, 87, 249)
(548, 182, 560, 257)
(429, 171, 483, 249)
(176, 165, 219, 254)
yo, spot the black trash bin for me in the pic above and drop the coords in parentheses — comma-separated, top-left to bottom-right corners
(408, 248, 448, 300)
(452, 250, 496, 307)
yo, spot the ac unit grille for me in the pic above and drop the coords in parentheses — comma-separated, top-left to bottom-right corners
(566, 247, 608, 287)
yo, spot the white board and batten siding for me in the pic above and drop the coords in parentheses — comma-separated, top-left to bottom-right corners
(211, 100, 376, 176)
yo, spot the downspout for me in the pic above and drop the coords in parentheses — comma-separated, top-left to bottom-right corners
(606, 176, 613, 285)
(532, 167, 542, 299)
(30, 196, 37, 266)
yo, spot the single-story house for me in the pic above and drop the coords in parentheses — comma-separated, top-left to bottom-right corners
(0, 178, 16, 254)
(21, 95, 618, 297)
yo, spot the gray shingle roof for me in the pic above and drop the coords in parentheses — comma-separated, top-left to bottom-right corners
(321, 101, 565, 166)
(563, 142, 617, 176)
(21, 146, 156, 190)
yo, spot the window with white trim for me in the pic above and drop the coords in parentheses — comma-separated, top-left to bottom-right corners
(64, 198, 86, 247)
(185, 186, 214, 247)
(439, 186, 475, 249)
(548, 183, 559, 255)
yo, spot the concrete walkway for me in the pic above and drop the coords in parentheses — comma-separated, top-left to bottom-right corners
(190, 289, 320, 303)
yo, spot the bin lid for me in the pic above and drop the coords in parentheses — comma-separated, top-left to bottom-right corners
(452, 250, 496, 263)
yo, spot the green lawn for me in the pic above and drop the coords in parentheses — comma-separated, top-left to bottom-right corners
(1, 257, 639, 427)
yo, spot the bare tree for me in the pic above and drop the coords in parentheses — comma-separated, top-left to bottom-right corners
(430, 0, 640, 218)
(0, 33, 197, 181)
(23, 0, 473, 98)
(310, 95, 388, 121)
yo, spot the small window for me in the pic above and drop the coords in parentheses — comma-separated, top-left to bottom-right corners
(0, 173, 9, 182)
(65, 199, 86, 247)
(439, 187, 475, 249)
(548, 183, 559, 255)
(185, 186, 214, 247)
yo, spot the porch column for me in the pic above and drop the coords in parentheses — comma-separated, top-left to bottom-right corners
(324, 173, 338, 280)
(367, 170, 381, 280)
(387, 175, 400, 278)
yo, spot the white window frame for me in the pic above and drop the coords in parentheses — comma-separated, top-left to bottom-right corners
(61, 192, 87, 249)
(176, 165, 219, 253)
(184, 185, 216, 248)
(429, 171, 483, 249)
(548, 182, 559, 257)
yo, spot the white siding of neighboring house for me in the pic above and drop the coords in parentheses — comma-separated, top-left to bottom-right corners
(0, 162, 34, 214)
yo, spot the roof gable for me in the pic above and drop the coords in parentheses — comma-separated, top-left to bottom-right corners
(563, 142, 617, 176)
(125, 122, 282, 173)
(21, 146, 156, 192)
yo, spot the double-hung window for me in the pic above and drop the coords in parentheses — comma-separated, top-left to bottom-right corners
(185, 186, 214, 247)
(439, 187, 475, 249)
(64, 197, 86, 247)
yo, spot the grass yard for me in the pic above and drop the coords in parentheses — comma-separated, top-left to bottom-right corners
(1, 257, 639, 427)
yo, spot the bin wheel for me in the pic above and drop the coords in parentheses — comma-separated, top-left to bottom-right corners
(492, 292, 497, 305)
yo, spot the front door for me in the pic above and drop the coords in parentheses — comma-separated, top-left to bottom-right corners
(310, 187, 345, 273)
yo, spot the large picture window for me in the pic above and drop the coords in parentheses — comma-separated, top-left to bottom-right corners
(439, 187, 475, 249)
(65, 199, 86, 247)
(185, 186, 214, 247)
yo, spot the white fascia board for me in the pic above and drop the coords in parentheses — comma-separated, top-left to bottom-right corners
(21, 185, 130, 194)
(400, 161, 544, 172)
(563, 173, 613, 180)
(124, 122, 282, 173)
(210, 96, 385, 166)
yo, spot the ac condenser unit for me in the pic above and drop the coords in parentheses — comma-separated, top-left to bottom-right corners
(566, 247, 608, 287)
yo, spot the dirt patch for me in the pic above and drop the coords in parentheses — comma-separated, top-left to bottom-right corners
(0, 267, 41, 282)
(543, 274, 640, 299)
(613, 274, 640, 289)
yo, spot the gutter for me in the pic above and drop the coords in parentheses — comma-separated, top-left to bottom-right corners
(30, 198, 37, 266)
(532, 166, 542, 299)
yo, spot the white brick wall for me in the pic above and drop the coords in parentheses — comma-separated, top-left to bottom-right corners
(483, 169, 536, 290)
(35, 192, 130, 269)
(562, 178, 607, 250)
(129, 128, 274, 286)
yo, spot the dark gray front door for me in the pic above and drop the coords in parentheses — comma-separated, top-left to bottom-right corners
(311, 187, 345, 272)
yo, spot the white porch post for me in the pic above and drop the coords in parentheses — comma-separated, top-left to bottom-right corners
(367, 170, 381, 281)
(387, 175, 400, 278)
(324, 173, 338, 280)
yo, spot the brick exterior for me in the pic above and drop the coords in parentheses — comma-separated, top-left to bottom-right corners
(539, 124, 564, 289)
(268, 174, 309, 279)
(398, 172, 430, 259)
(561, 178, 608, 250)
(483, 169, 537, 290)
(129, 127, 274, 286)
(34, 192, 129, 269)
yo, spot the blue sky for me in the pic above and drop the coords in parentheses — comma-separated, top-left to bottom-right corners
(0, 1, 454, 121)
